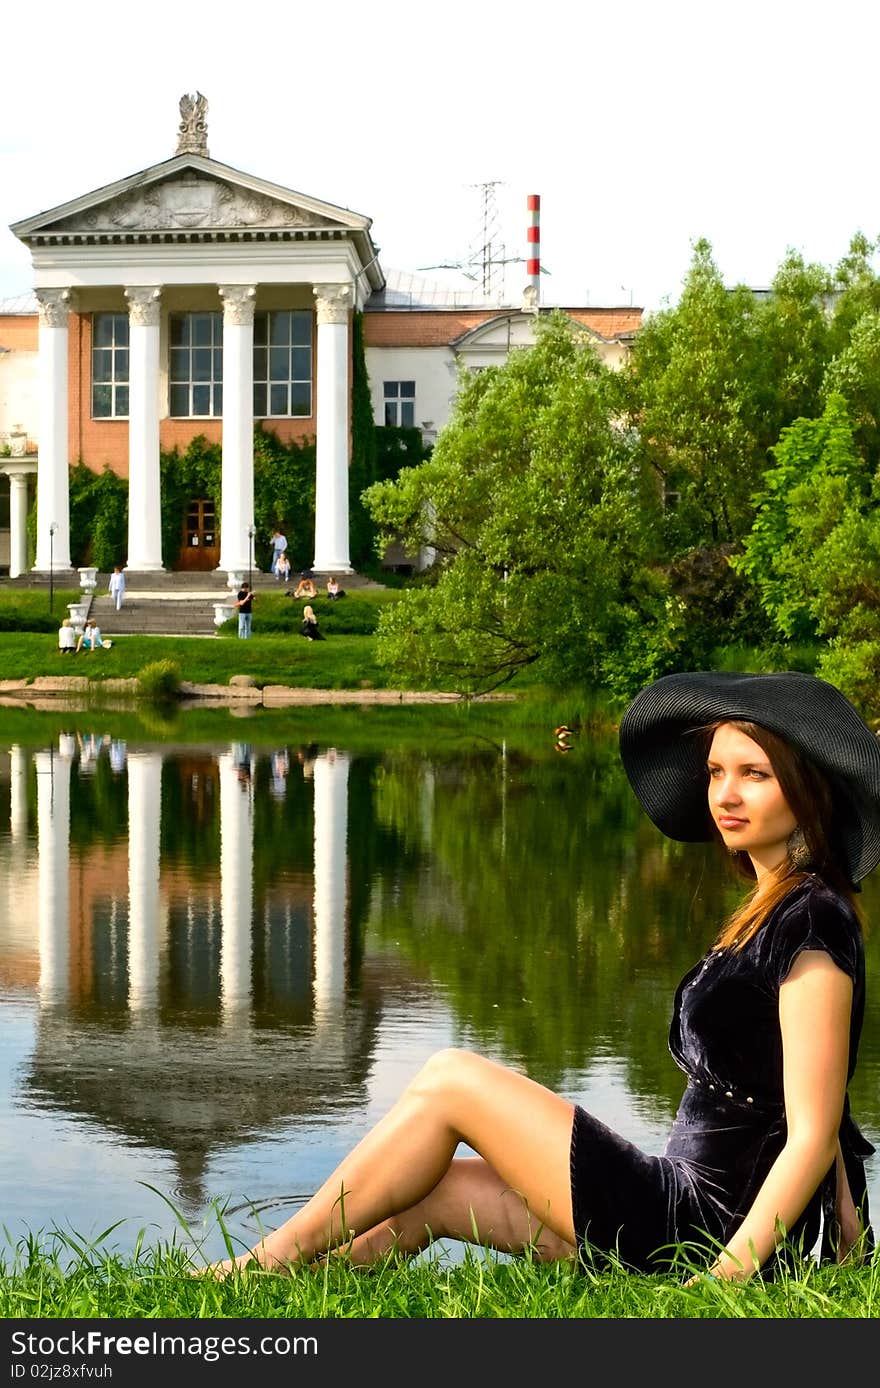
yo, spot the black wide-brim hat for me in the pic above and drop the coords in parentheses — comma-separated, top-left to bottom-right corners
(619, 670, 880, 883)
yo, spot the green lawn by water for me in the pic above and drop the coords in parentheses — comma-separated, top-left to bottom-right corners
(0, 586, 438, 692)
(1, 1235, 877, 1318)
(0, 630, 396, 690)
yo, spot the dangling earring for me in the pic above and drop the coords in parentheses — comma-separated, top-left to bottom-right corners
(787, 827, 812, 870)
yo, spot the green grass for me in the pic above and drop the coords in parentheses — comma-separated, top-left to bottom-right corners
(0, 590, 81, 633)
(251, 587, 402, 635)
(0, 631, 392, 690)
(0, 587, 415, 692)
(0, 1227, 877, 1318)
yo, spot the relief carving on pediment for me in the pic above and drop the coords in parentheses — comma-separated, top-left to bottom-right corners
(55, 177, 326, 233)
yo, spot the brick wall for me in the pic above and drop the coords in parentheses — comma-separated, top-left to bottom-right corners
(362, 305, 643, 347)
(0, 315, 38, 351)
(67, 311, 323, 476)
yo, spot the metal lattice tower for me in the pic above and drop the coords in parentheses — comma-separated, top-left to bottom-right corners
(466, 181, 504, 300)
(418, 181, 524, 303)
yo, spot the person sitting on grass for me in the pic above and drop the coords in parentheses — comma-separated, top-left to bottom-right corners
(199, 670, 878, 1285)
(58, 618, 76, 654)
(301, 604, 325, 640)
(292, 574, 318, 600)
(326, 576, 346, 600)
(76, 619, 104, 652)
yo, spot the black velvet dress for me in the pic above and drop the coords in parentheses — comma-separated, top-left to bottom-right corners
(569, 876, 875, 1273)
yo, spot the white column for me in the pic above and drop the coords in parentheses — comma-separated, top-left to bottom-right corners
(33, 289, 73, 573)
(312, 748, 350, 1027)
(127, 751, 163, 1011)
(8, 471, 30, 578)
(35, 748, 71, 1005)
(219, 746, 254, 1017)
(124, 287, 164, 572)
(217, 285, 256, 581)
(313, 284, 353, 573)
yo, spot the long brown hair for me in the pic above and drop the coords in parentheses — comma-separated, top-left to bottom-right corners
(707, 720, 860, 950)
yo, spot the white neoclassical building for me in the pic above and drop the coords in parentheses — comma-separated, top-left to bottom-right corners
(0, 95, 642, 580)
(5, 94, 382, 582)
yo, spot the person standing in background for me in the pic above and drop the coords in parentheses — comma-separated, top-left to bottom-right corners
(233, 583, 254, 639)
(270, 529, 288, 576)
(108, 565, 126, 611)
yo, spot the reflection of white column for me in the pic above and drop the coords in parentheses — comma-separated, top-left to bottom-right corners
(33, 289, 73, 573)
(312, 284, 353, 572)
(219, 748, 253, 1017)
(6, 746, 34, 948)
(10, 744, 28, 843)
(312, 749, 350, 1025)
(35, 749, 71, 1004)
(124, 287, 164, 572)
(127, 751, 162, 1011)
(217, 286, 256, 578)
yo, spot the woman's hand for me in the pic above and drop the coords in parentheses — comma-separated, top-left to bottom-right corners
(834, 1144, 863, 1263)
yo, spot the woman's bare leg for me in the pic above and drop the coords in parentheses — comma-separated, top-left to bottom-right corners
(216, 1049, 577, 1272)
(342, 1155, 577, 1265)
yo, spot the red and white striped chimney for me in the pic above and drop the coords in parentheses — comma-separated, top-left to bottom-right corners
(526, 194, 541, 304)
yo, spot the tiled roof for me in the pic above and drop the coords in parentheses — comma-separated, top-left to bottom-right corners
(0, 292, 39, 315)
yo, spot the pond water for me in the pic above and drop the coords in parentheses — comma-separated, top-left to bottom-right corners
(0, 706, 878, 1268)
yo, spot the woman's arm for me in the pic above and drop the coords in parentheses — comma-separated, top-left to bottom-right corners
(707, 949, 853, 1280)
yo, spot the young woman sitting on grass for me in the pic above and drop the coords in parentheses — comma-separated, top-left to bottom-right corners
(203, 671, 877, 1283)
(300, 604, 324, 641)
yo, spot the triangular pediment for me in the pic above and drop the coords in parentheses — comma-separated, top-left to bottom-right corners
(451, 313, 541, 352)
(452, 311, 608, 353)
(11, 154, 371, 239)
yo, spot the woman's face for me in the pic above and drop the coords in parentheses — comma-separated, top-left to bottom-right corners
(707, 723, 798, 877)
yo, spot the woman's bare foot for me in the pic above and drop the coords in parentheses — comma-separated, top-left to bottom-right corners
(192, 1244, 291, 1278)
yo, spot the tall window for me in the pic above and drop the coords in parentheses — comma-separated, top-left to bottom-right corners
(169, 313, 223, 417)
(383, 380, 415, 427)
(92, 314, 129, 418)
(253, 311, 313, 417)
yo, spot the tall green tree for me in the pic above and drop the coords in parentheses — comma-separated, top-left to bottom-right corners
(620, 240, 835, 558)
(731, 392, 880, 717)
(620, 238, 765, 552)
(821, 308, 880, 470)
(731, 393, 864, 641)
(363, 313, 678, 698)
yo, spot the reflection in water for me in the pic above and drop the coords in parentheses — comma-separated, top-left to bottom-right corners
(0, 725, 877, 1263)
(128, 752, 162, 1012)
(219, 746, 253, 1020)
(35, 749, 70, 1007)
(312, 750, 349, 1028)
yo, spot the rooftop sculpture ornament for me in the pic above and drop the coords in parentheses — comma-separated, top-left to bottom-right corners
(176, 92, 209, 157)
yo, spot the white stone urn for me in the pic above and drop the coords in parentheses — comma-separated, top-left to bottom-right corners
(213, 601, 236, 628)
(8, 428, 27, 458)
(78, 566, 98, 593)
(67, 600, 90, 635)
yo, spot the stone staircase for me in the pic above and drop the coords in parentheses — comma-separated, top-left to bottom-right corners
(90, 571, 237, 637)
(51, 568, 387, 637)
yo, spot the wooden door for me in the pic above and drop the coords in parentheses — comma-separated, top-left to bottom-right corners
(179, 498, 220, 571)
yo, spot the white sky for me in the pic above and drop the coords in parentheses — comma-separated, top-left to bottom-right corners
(2, 0, 879, 312)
